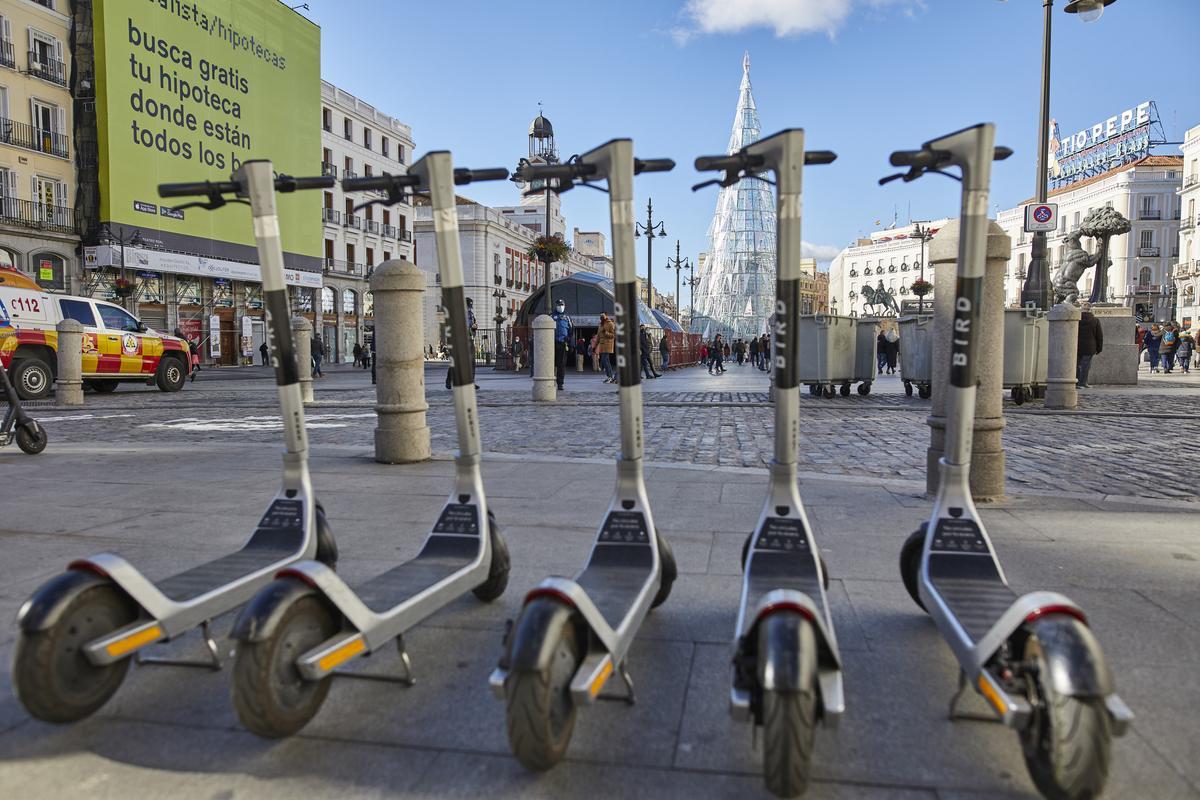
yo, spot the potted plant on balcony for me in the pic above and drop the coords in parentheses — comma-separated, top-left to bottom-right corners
(113, 277, 135, 298)
(909, 278, 933, 298)
(527, 235, 571, 265)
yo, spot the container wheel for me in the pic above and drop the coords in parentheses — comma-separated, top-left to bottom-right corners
(857, 382, 871, 396)
(904, 381, 913, 397)
(1012, 386, 1027, 405)
(839, 382, 851, 397)
(918, 385, 931, 399)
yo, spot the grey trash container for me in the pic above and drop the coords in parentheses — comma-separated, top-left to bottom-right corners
(798, 314, 856, 398)
(852, 319, 879, 395)
(898, 314, 933, 398)
(1003, 306, 1048, 404)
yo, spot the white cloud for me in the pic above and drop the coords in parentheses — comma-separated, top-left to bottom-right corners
(679, 0, 921, 39)
(802, 241, 842, 263)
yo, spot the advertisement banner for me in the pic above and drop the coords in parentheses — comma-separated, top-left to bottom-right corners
(83, 245, 322, 289)
(94, 0, 320, 262)
(209, 313, 221, 358)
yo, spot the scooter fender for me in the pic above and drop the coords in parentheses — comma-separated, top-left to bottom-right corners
(16, 568, 111, 632)
(230, 576, 320, 643)
(1027, 614, 1115, 699)
(506, 596, 578, 674)
(754, 606, 819, 693)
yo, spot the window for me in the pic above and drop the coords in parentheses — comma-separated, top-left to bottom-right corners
(343, 117, 352, 141)
(96, 303, 140, 332)
(0, 246, 15, 269)
(364, 164, 373, 178)
(363, 291, 374, 316)
(398, 144, 406, 164)
(59, 298, 95, 326)
(1140, 230, 1154, 249)
(177, 277, 201, 306)
(363, 128, 372, 149)
(321, 286, 335, 314)
(342, 288, 356, 315)
(383, 251, 391, 262)
(366, 247, 374, 266)
(344, 156, 353, 175)
(346, 243, 355, 265)
(382, 136, 390, 158)
(322, 108, 332, 132)
(32, 251, 64, 289)
(344, 197, 353, 217)
(1138, 266, 1151, 285)
(382, 209, 390, 226)
(28, 29, 64, 86)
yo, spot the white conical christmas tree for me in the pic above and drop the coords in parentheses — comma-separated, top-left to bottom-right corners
(691, 53, 776, 340)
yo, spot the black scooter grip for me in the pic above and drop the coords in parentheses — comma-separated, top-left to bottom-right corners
(694, 154, 742, 172)
(635, 158, 675, 174)
(454, 167, 509, 185)
(888, 149, 934, 168)
(277, 175, 335, 192)
(994, 146, 1014, 161)
(805, 151, 837, 165)
(342, 174, 420, 192)
(158, 180, 237, 198)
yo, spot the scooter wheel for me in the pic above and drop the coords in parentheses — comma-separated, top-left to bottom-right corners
(651, 532, 677, 609)
(904, 381, 913, 397)
(505, 603, 580, 771)
(1019, 623, 1112, 800)
(473, 510, 511, 602)
(314, 503, 338, 570)
(12, 583, 137, 722)
(231, 593, 338, 738)
(899, 526, 927, 612)
(16, 424, 47, 455)
(759, 612, 819, 798)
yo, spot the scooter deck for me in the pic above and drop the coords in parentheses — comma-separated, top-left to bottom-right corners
(576, 511, 654, 629)
(158, 499, 305, 602)
(356, 536, 480, 613)
(747, 517, 826, 620)
(927, 519, 1015, 643)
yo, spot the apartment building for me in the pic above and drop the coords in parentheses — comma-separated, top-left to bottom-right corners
(1175, 123, 1200, 330)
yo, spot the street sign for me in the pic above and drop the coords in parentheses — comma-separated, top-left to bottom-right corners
(1024, 203, 1058, 233)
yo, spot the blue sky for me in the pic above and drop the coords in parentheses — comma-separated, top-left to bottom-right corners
(307, 0, 1198, 295)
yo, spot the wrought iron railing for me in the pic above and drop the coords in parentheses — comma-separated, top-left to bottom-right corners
(0, 117, 69, 158)
(345, 214, 362, 230)
(1139, 210, 1162, 220)
(321, 162, 338, 178)
(28, 51, 66, 86)
(382, 224, 397, 238)
(365, 220, 380, 234)
(0, 41, 14, 69)
(399, 228, 411, 242)
(322, 208, 341, 224)
(0, 198, 74, 233)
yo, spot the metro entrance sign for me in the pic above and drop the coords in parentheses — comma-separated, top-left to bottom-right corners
(1024, 202, 1058, 233)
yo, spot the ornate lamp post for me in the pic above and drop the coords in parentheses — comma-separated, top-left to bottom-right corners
(635, 198, 667, 308)
(512, 106, 560, 315)
(492, 265, 508, 365)
(1007, 0, 1118, 310)
(102, 224, 143, 310)
(911, 222, 934, 314)
(665, 239, 690, 324)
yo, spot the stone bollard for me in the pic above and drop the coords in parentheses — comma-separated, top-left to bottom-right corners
(55, 318, 84, 406)
(1044, 302, 1081, 410)
(926, 220, 1009, 501)
(371, 260, 431, 463)
(532, 315, 556, 402)
(291, 316, 314, 404)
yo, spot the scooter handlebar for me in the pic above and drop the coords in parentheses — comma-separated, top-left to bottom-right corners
(805, 150, 837, 165)
(521, 163, 599, 181)
(453, 167, 510, 185)
(634, 158, 675, 174)
(157, 180, 238, 198)
(341, 173, 422, 193)
(276, 175, 335, 192)
(694, 154, 746, 172)
(994, 146, 1014, 161)
(888, 149, 938, 169)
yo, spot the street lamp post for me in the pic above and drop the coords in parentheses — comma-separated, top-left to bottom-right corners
(911, 222, 934, 314)
(102, 224, 143, 311)
(635, 198, 667, 309)
(665, 239, 690, 324)
(492, 267, 508, 366)
(1013, 0, 1117, 310)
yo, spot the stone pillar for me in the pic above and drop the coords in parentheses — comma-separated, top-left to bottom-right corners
(371, 260, 430, 464)
(1086, 305, 1138, 385)
(55, 319, 84, 406)
(926, 220, 1009, 501)
(1044, 302, 1081, 410)
(291, 316, 314, 403)
(532, 314, 556, 402)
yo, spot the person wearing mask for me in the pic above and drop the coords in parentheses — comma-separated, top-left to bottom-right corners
(512, 337, 524, 371)
(551, 298, 572, 391)
(312, 333, 325, 379)
(1076, 301, 1104, 388)
(1175, 328, 1195, 374)
(749, 336, 760, 369)
(1143, 324, 1162, 373)
(639, 325, 661, 379)
(1159, 322, 1180, 374)
(595, 313, 616, 383)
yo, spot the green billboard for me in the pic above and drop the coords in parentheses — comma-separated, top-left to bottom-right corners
(94, 0, 320, 264)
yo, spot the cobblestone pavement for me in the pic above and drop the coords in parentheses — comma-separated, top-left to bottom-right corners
(19, 366, 1200, 502)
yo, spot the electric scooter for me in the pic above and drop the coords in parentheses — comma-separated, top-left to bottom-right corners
(225, 153, 513, 739)
(694, 130, 841, 798)
(489, 139, 676, 770)
(886, 124, 1132, 800)
(11, 162, 338, 723)
(0, 359, 46, 454)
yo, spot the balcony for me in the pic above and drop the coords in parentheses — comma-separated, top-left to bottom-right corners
(1138, 247, 1160, 258)
(344, 214, 362, 230)
(1183, 216, 1196, 231)
(1139, 209, 1162, 220)
(322, 208, 340, 224)
(1186, 175, 1199, 188)
(399, 228, 411, 242)
(343, 169, 358, 181)
(0, 118, 69, 159)
(0, 198, 74, 234)
(321, 162, 337, 178)
(365, 220, 380, 234)
(0, 41, 14, 70)
(382, 224, 397, 238)
(323, 258, 345, 274)
(28, 52, 66, 86)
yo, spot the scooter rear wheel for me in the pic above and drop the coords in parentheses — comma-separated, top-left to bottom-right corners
(231, 594, 338, 738)
(505, 605, 580, 770)
(13, 583, 137, 722)
(16, 424, 47, 455)
(473, 510, 511, 602)
(1020, 626, 1112, 800)
(759, 612, 819, 798)
(899, 526, 927, 612)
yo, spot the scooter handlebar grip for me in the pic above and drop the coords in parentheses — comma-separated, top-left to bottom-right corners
(994, 146, 1014, 161)
(888, 149, 931, 168)
(634, 158, 675, 174)
(341, 174, 418, 192)
(278, 175, 336, 192)
(523, 164, 582, 180)
(694, 154, 741, 172)
(805, 150, 837, 165)
(157, 180, 237, 198)
(454, 167, 510, 185)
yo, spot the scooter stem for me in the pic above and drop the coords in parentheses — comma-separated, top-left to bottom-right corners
(241, 160, 309, 459)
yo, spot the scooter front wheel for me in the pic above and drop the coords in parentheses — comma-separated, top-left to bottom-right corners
(473, 510, 511, 602)
(899, 526, 927, 612)
(505, 602, 580, 770)
(1019, 625, 1112, 800)
(12, 583, 137, 722)
(231, 594, 338, 738)
(759, 612, 819, 798)
(16, 424, 47, 455)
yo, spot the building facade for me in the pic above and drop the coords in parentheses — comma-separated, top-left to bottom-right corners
(828, 220, 952, 316)
(1174, 123, 1200, 330)
(318, 81, 414, 362)
(996, 156, 1182, 314)
(0, 0, 77, 294)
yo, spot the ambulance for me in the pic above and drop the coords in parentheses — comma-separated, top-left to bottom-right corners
(0, 266, 191, 400)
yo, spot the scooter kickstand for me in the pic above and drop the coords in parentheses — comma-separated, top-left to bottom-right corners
(136, 620, 223, 671)
(396, 634, 416, 686)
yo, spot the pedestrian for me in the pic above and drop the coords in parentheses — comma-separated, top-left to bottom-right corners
(709, 334, 726, 374)
(749, 336, 759, 368)
(512, 337, 524, 371)
(639, 325, 661, 379)
(360, 342, 371, 369)
(352, 342, 363, 367)
(312, 334, 325, 378)
(259, 341, 270, 366)
(659, 333, 671, 372)
(551, 298, 572, 391)
(876, 329, 888, 374)
(1159, 322, 1180, 374)
(589, 333, 599, 372)
(1175, 328, 1195, 374)
(1076, 301, 1104, 388)
(1143, 324, 1162, 373)
(595, 312, 616, 383)
(723, 341, 731, 361)
(882, 327, 900, 374)
(445, 297, 478, 389)
(759, 334, 770, 371)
